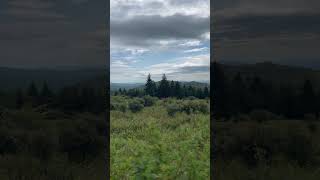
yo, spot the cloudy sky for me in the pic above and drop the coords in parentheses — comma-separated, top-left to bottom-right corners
(213, 0, 320, 68)
(111, 0, 210, 83)
(0, 0, 106, 69)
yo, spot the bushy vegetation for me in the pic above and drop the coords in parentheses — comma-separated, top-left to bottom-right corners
(0, 82, 107, 179)
(114, 74, 210, 99)
(213, 119, 320, 179)
(111, 95, 210, 179)
(212, 61, 320, 179)
(212, 61, 320, 120)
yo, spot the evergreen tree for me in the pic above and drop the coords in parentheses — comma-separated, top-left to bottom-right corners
(28, 81, 38, 97)
(15, 88, 24, 109)
(203, 86, 209, 98)
(174, 81, 182, 98)
(145, 74, 156, 96)
(300, 79, 317, 117)
(230, 72, 248, 114)
(158, 74, 170, 98)
(170, 80, 175, 97)
(39, 82, 53, 105)
(212, 61, 230, 118)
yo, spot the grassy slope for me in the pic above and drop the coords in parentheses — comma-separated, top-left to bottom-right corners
(111, 100, 210, 179)
(0, 107, 106, 180)
(214, 120, 320, 180)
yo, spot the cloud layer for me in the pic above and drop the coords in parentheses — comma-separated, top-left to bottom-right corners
(111, 0, 210, 83)
(213, 0, 320, 68)
(0, 0, 107, 68)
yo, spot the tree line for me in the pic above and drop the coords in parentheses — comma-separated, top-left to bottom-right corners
(114, 74, 210, 99)
(212, 61, 320, 120)
(1, 81, 106, 114)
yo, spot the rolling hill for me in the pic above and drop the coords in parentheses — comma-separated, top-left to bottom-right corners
(218, 61, 320, 89)
(0, 67, 106, 91)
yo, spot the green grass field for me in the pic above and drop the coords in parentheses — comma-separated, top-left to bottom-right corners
(214, 119, 320, 180)
(0, 106, 106, 179)
(111, 96, 210, 179)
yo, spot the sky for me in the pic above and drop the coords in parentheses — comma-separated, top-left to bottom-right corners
(110, 0, 210, 83)
(0, 0, 106, 69)
(213, 0, 320, 68)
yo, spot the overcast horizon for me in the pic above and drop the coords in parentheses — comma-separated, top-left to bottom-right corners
(213, 0, 320, 69)
(110, 0, 210, 83)
(0, 0, 106, 69)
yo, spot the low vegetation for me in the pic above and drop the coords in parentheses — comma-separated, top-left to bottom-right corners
(111, 95, 210, 179)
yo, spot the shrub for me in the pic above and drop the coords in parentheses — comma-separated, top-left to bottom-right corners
(304, 113, 317, 121)
(167, 103, 181, 116)
(0, 129, 18, 155)
(129, 99, 144, 113)
(143, 95, 157, 107)
(181, 100, 209, 114)
(59, 127, 102, 162)
(249, 109, 277, 122)
(30, 131, 56, 161)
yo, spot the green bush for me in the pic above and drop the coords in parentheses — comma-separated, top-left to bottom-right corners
(129, 99, 144, 113)
(143, 95, 157, 107)
(166, 103, 181, 116)
(30, 131, 56, 161)
(0, 129, 18, 155)
(249, 109, 278, 122)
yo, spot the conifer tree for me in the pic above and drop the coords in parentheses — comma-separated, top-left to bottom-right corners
(158, 74, 170, 98)
(28, 81, 38, 97)
(145, 74, 156, 96)
(170, 80, 175, 97)
(300, 79, 317, 117)
(212, 61, 230, 118)
(174, 81, 182, 98)
(203, 86, 209, 98)
(15, 88, 24, 109)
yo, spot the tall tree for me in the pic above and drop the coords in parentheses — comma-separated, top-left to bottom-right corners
(300, 79, 317, 117)
(27, 81, 38, 97)
(15, 88, 24, 109)
(170, 80, 175, 97)
(174, 81, 182, 98)
(203, 86, 209, 98)
(230, 72, 248, 114)
(145, 74, 156, 96)
(212, 61, 230, 118)
(39, 81, 53, 105)
(158, 74, 170, 98)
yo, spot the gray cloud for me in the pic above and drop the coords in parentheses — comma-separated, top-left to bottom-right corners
(111, 14, 209, 47)
(213, 0, 320, 67)
(0, 0, 107, 68)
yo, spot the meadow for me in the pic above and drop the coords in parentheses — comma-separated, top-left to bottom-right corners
(110, 95, 210, 179)
(214, 116, 320, 180)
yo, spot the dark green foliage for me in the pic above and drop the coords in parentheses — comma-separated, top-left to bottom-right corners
(166, 103, 181, 116)
(30, 131, 56, 161)
(213, 61, 320, 120)
(158, 74, 170, 98)
(212, 61, 230, 118)
(129, 98, 144, 113)
(145, 74, 157, 96)
(0, 129, 18, 155)
(143, 95, 157, 107)
(114, 74, 210, 99)
(166, 99, 209, 116)
(15, 88, 24, 109)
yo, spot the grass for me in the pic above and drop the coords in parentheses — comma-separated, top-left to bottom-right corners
(214, 119, 320, 180)
(0, 106, 106, 180)
(111, 96, 210, 179)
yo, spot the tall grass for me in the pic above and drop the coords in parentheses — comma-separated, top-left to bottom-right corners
(111, 96, 210, 179)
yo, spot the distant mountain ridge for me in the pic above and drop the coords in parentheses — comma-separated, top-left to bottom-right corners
(219, 61, 320, 89)
(0, 67, 106, 91)
(110, 81, 209, 92)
